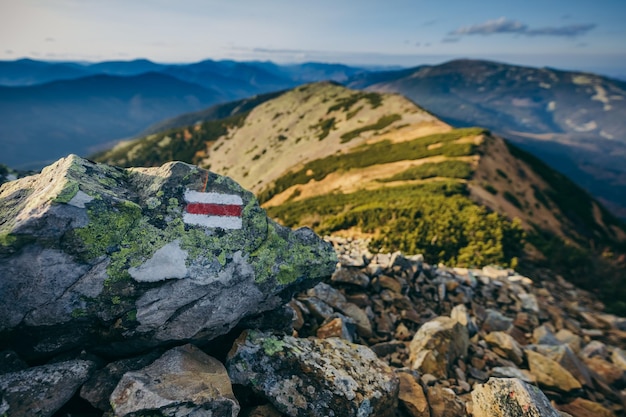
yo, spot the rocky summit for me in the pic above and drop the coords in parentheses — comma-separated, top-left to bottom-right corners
(1, 157, 626, 417)
(0, 155, 336, 359)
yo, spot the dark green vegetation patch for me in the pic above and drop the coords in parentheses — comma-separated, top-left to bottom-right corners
(379, 160, 473, 182)
(327, 91, 383, 113)
(258, 127, 485, 204)
(268, 181, 523, 268)
(340, 114, 402, 143)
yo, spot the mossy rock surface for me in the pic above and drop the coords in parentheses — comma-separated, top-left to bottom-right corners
(0, 155, 336, 359)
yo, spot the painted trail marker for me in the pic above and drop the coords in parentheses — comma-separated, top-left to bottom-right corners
(183, 190, 243, 229)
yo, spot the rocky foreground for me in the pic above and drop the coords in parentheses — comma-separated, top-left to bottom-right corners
(2, 237, 626, 416)
(1, 156, 626, 416)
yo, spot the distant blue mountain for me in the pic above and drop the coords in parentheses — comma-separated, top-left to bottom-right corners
(0, 58, 90, 86)
(0, 58, 371, 169)
(0, 72, 224, 169)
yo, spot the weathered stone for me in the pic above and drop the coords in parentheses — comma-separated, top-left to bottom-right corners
(331, 267, 370, 288)
(317, 316, 355, 342)
(526, 349, 582, 393)
(584, 356, 625, 385)
(307, 282, 373, 337)
(80, 350, 163, 411)
(471, 377, 561, 417)
(484, 332, 524, 365)
(110, 344, 239, 417)
(426, 384, 466, 417)
(531, 344, 593, 388)
(227, 330, 398, 417)
(557, 398, 616, 417)
(555, 329, 582, 354)
(490, 366, 536, 383)
(396, 370, 430, 417)
(533, 324, 562, 346)
(0, 359, 95, 417)
(409, 316, 469, 379)
(0, 155, 336, 358)
(582, 341, 608, 359)
(612, 347, 626, 372)
(482, 309, 513, 332)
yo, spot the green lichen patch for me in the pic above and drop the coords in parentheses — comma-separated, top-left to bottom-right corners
(52, 180, 79, 204)
(262, 337, 286, 356)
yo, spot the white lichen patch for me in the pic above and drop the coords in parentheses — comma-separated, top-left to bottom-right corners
(547, 101, 556, 112)
(67, 191, 94, 208)
(129, 240, 189, 282)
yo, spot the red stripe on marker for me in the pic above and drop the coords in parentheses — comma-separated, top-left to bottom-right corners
(185, 203, 243, 217)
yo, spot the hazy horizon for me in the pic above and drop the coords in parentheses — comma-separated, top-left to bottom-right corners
(1, 0, 625, 78)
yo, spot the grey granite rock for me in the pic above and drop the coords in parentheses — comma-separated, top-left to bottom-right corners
(0, 359, 95, 417)
(227, 330, 398, 417)
(0, 155, 336, 358)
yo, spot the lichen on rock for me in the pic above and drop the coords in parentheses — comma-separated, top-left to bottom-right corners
(0, 155, 336, 358)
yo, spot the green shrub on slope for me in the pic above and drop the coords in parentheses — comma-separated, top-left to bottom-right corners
(267, 181, 523, 267)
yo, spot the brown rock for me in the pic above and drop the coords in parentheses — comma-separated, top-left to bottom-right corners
(526, 349, 582, 393)
(427, 384, 466, 417)
(558, 398, 616, 417)
(397, 370, 430, 417)
(484, 332, 524, 365)
(110, 344, 239, 417)
(378, 275, 404, 294)
(317, 317, 352, 341)
(555, 329, 582, 354)
(409, 317, 469, 379)
(331, 267, 370, 288)
(532, 344, 593, 388)
(612, 347, 626, 372)
(471, 377, 561, 417)
(584, 356, 625, 385)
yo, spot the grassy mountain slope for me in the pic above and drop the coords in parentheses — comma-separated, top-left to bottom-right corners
(94, 82, 626, 312)
(347, 59, 626, 219)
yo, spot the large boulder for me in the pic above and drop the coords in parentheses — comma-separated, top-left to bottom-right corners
(227, 330, 399, 417)
(0, 155, 336, 358)
(110, 344, 239, 417)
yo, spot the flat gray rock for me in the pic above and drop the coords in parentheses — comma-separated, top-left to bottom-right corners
(0, 155, 336, 358)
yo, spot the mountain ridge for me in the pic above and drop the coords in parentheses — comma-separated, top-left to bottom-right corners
(346, 58, 626, 219)
(92, 82, 626, 312)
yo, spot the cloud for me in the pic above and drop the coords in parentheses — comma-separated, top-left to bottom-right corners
(450, 17, 596, 38)
(5, 49, 13, 55)
(450, 17, 527, 35)
(45, 37, 55, 42)
(441, 37, 460, 44)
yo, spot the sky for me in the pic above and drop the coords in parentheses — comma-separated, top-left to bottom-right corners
(1, 0, 625, 76)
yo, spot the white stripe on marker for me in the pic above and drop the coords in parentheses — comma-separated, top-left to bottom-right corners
(184, 190, 243, 205)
